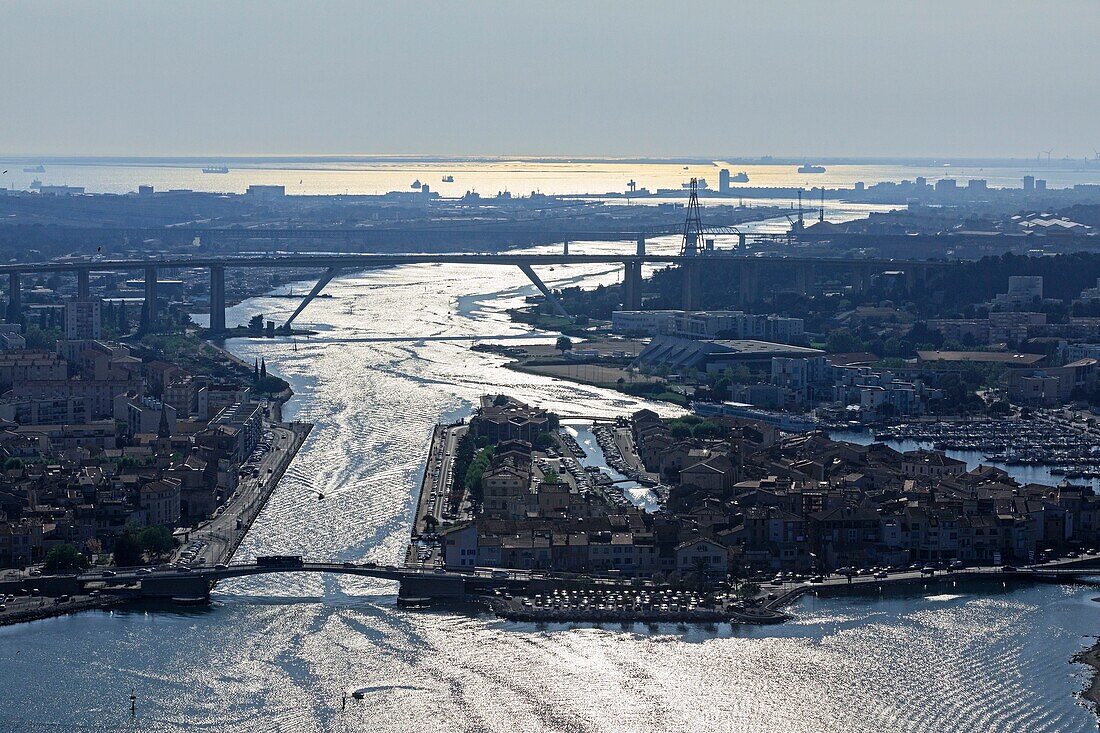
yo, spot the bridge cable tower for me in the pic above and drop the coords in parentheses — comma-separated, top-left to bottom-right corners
(680, 178, 706, 256)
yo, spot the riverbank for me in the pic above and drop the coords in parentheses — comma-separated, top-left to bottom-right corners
(219, 422, 312, 565)
(0, 422, 311, 629)
(1076, 635, 1100, 718)
(0, 594, 124, 628)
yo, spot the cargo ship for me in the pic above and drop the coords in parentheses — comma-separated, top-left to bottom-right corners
(797, 164, 826, 174)
(201, 166, 229, 174)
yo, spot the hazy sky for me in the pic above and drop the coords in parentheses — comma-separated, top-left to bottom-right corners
(2, 1, 1098, 159)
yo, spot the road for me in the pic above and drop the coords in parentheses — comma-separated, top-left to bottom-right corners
(758, 554, 1100, 608)
(173, 424, 302, 568)
(610, 424, 658, 482)
(409, 424, 466, 567)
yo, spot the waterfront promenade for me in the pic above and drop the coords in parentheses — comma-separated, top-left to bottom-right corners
(174, 422, 311, 569)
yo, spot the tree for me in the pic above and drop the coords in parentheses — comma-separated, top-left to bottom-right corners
(692, 421, 724, 440)
(247, 314, 264, 334)
(826, 329, 864, 355)
(260, 358, 267, 379)
(555, 335, 573, 356)
(138, 301, 150, 334)
(112, 531, 144, 566)
(138, 525, 175, 556)
(493, 394, 509, 406)
(736, 582, 761, 600)
(117, 301, 129, 333)
(44, 543, 89, 573)
(713, 376, 732, 400)
(464, 446, 495, 502)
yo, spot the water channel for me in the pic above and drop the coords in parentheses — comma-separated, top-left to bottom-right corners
(1, 242, 1097, 732)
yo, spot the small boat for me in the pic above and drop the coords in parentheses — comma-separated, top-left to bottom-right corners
(797, 164, 826, 174)
(441, 175, 454, 183)
(202, 166, 229, 174)
(411, 179, 422, 189)
(317, 492, 325, 500)
(23, 165, 45, 173)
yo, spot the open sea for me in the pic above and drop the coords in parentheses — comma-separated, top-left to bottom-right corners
(5, 157, 1100, 198)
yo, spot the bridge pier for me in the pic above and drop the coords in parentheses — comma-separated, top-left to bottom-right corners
(563, 240, 569, 256)
(519, 264, 568, 317)
(6, 273, 21, 324)
(681, 260, 700, 311)
(622, 261, 643, 310)
(905, 265, 927, 295)
(794, 263, 814, 296)
(143, 265, 158, 332)
(636, 236, 646, 257)
(209, 265, 226, 334)
(399, 573, 466, 599)
(139, 574, 211, 601)
(76, 268, 90, 299)
(849, 267, 867, 294)
(738, 261, 760, 306)
(282, 267, 341, 331)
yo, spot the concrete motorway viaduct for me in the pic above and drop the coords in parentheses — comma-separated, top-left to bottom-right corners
(1, 240, 954, 332)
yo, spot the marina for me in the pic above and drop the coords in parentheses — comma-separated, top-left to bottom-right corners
(873, 413, 1100, 469)
(490, 586, 789, 624)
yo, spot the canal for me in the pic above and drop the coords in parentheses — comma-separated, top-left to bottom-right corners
(0, 239, 1097, 732)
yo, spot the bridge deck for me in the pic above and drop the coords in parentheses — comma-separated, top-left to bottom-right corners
(76, 554, 1100, 595)
(0, 252, 955, 275)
